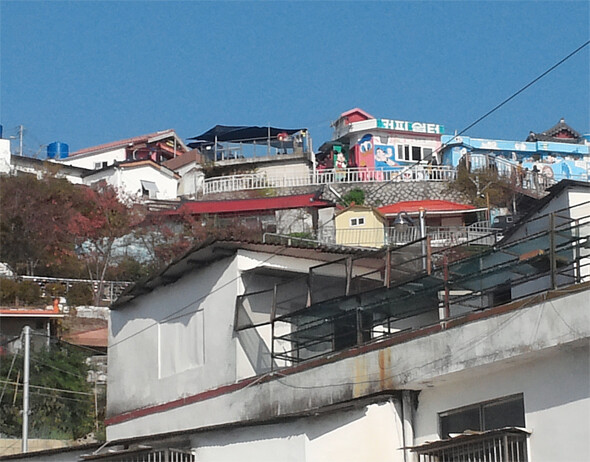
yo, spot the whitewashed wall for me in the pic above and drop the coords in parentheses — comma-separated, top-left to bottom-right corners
(84, 164, 178, 200)
(107, 256, 239, 418)
(414, 341, 590, 462)
(191, 401, 404, 462)
(58, 147, 126, 169)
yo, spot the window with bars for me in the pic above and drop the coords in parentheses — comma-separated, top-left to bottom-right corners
(82, 447, 195, 462)
(439, 394, 525, 438)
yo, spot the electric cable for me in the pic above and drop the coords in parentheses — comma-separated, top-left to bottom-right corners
(363, 39, 590, 203)
(0, 337, 21, 405)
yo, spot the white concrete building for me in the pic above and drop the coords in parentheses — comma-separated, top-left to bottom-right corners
(82, 159, 179, 201)
(7, 182, 588, 462)
(56, 130, 188, 171)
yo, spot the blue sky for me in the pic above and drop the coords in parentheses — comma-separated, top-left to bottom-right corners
(1, 1, 589, 156)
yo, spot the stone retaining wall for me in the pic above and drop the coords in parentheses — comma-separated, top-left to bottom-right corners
(202, 181, 469, 206)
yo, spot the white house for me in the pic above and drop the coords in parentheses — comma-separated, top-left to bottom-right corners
(162, 149, 205, 199)
(82, 159, 179, 201)
(6, 181, 588, 462)
(56, 129, 188, 171)
(0, 137, 89, 183)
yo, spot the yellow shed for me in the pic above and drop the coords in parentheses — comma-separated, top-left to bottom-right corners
(334, 205, 387, 248)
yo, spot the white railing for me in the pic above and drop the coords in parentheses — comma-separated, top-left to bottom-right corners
(273, 223, 500, 249)
(203, 165, 457, 195)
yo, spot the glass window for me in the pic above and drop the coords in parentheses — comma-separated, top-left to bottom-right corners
(483, 395, 525, 430)
(412, 146, 422, 161)
(439, 394, 525, 438)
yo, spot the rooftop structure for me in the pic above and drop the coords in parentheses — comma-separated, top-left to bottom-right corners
(94, 180, 590, 462)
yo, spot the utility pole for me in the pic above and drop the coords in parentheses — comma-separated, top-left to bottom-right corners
(22, 325, 30, 453)
(18, 125, 24, 157)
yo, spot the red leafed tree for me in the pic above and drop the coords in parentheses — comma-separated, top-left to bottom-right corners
(70, 182, 143, 305)
(0, 174, 84, 275)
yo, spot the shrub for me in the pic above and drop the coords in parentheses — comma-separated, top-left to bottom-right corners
(17, 281, 42, 305)
(45, 282, 66, 302)
(67, 283, 94, 306)
(0, 278, 18, 305)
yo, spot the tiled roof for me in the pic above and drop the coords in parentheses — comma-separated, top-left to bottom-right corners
(162, 149, 204, 171)
(526, 118, 583, 144)
(378, 200, 476, 215)
(62, 326, 108, 348)
(166, 193, 333, 215)
(339, 108, 374, 120)
(70, 129, 180, 157)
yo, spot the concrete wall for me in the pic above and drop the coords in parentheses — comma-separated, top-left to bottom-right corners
(107, 280, 589, 442)
(107, 256, 240, 418)
(84, 164, 178, 200)
(191, 401, 404, 462)
(414, 341, 590, 462)
(0, 138, 11, 173)
(59, 147, 126, 169)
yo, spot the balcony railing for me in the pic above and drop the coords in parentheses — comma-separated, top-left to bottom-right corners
(245, 202, 590, 367)
(203, 165, 456, 195)
(412, 428, 530, 462)
(202, 150, 570, 196)
(294, 223, 501, 249)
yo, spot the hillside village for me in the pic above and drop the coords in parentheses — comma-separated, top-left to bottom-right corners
(0, 109, 589, 461)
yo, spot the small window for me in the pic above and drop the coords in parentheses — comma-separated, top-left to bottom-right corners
(350, 217, 365, 227)
(140, 180, 159, 199)
(412, 146, 422, 161)
(94, 161, 108, 170)
(439, 394, 525, 438)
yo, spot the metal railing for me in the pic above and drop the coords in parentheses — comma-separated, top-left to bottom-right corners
(413, 428, 529, 462)
(82, 447, 195, 462)
(259, 202, 590, 367)
(201, 148, 590, 196)
(203, 164, 457, 195)
(19, 275, 131, 305)
(265, 223, 501, 249)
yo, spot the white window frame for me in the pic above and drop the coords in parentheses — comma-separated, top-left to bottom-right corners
(350, 217, 366, 227)
(396, 144, 434, 162)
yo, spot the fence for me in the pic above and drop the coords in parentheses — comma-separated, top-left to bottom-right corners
(259, 202, 590, 367)
(203, 165, 457, 195)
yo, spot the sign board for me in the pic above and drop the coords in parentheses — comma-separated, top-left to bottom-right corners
(377, 119, 444, 135)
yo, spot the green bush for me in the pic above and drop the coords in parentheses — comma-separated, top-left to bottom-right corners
(0, 278, 18, 305)
(0, 279, 42, 306)
(17, 281, 42, 305)
(67, 283, 94, 306)
(45, 282, 66, 302)
(343, 188, 365, 206)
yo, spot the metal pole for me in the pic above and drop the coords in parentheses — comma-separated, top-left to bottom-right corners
(550, 213, 557, 289)
(19, 125, 24, 156)
(22, 325, 30, 453)
(419, 209, 427, 271)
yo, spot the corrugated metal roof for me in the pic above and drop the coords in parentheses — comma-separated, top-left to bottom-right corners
(165, 194, 333, 215)
(69, 129, 184, 157)
(378, 200, 477, 215)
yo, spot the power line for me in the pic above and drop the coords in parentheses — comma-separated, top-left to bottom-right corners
(0, 339, 22, 405)
(108, 243, 289, 349)
(364, 39, 590, 203)
(0, 379, 93, 396)
(30, 331, 107, 356)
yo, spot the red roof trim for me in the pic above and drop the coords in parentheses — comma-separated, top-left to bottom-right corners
(105, 285, 570, 427)
(338, 108, 374, 122)
(378, 200, 476, 215)
(0, 306, 62, 317)
(70, 130, 178, 157)
(165, 194, 333, 216)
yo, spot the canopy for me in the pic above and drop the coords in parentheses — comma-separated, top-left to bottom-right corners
(188, 125, 304, 144)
